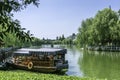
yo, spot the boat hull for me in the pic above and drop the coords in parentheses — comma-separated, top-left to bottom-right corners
(8, 63, 68, 72)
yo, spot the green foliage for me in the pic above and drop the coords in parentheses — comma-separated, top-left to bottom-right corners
(31, 38, 43, 46)
(0, 0, 40, 46)
(54, 34, 76, 45)
(77, 8, 120, 47)
(79, 50, 120, 80)
(0, 70, 103, 80)
(1, 32, 32, 47)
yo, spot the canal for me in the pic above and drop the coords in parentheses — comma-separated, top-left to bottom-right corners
(52, 45, 120, 80)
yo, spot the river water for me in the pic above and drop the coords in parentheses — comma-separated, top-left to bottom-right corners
(50, 45, 120, 80)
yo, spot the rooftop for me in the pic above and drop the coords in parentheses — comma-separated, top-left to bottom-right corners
(13, 48, 67, 55)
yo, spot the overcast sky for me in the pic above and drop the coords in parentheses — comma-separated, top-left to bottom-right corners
(13, 0, 120, 39)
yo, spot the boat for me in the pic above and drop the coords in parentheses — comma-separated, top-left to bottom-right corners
(9, 48, 68, 72)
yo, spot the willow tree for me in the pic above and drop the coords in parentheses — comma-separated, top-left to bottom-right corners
(0, 0, 39, 46)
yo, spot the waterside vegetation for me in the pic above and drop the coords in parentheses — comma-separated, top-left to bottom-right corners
(76, 8, 120, 50)
(0, 70, 105, 80)
(0, 0, 39, 47)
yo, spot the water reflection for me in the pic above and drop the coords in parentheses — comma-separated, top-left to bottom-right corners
(38, 45, 120, 79)
(79, 50, 120, 80)
(63, 45, 120, 79)
(65, 45, 83, 77)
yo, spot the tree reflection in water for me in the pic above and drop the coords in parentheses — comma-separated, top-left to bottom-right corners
(79, 50, 120, 80)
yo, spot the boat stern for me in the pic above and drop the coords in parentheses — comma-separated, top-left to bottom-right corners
(56, 60, 69, 71)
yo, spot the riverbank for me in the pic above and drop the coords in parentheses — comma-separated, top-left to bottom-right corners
(87, 46, 120, 52)
(0, 70, 105, 80)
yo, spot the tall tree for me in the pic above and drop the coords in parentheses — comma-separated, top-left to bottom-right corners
(93, 8, 118, 45)
(77, 8, 120, 47)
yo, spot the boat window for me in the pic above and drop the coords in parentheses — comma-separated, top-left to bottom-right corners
(17, 56, 25, 61)
(58, 55, 62, 59)
(32, 54, 37, 57)
(18, 56, 20, 59)
(54, 55, 62, 60)
(46, 55, 53, 60)
(54, 56, 57, 60)
(39, 55, 44, 60)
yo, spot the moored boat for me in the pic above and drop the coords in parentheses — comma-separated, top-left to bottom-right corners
(9, 48, 68, 72)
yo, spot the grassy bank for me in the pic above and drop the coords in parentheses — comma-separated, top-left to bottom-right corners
(0, 70, 105, 80)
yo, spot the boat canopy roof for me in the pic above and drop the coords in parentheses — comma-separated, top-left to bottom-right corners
(13, 48, 67, 56)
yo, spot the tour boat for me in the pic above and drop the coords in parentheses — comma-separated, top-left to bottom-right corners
(9, 48, 68, 72)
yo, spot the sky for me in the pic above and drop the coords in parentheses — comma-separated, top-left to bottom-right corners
(13, 0, 120, 39)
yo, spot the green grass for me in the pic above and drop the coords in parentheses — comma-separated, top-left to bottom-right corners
(0, 70, 106, 80)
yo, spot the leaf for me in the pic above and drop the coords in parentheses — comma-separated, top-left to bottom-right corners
(0, 38, 3, 43)
(0, 32, 4, 39)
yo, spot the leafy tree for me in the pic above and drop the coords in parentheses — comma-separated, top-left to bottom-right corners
(77, 8, 120, 47)
(77, 18, 93, 47)
(31, 38, 42, 46)
(56, 36, 59, 40)
(61, 34, 65, 41)
(0, 0, 40, 46)
(93, 8, 118, 45)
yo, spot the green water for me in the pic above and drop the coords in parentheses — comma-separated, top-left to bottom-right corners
(62, 45, 120, 80)
(33, 45, 120, 79)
